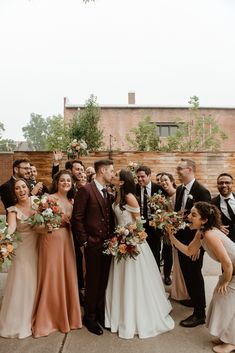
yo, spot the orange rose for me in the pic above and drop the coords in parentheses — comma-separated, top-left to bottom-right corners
(7, 244, 14, 253)
(138, 231, 147, 240)
(119, 244, 127, 254)
(52, 206, 60, 213)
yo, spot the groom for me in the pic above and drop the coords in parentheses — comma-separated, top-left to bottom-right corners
(71, 159, 115, 335)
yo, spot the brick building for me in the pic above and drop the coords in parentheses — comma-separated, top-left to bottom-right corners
(64, 93, 235, 151)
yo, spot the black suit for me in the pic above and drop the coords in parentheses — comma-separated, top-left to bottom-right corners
(136, 182, 167, 268)
(211, 193, 235, 243)
(0, 176, 16, 210)
(175, 180, 211, 318)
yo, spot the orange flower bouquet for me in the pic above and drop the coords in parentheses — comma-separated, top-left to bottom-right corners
(28, 195, 63, 233)
(0, 218, 20, 268)
(103, 219, 147, 262)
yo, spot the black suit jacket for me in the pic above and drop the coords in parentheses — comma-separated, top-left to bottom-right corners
(136, 182, 167, 202)
(175, 180, 211, 244)
(175, 180, 211, 213)
(211, 193, 235, 242)
(136, 182, 166, 227)
(0, 176, 16, 210)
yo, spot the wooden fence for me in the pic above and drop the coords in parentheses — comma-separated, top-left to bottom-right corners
(0, 150, 235, 214)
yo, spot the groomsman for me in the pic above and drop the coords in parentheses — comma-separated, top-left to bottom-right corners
(136, 166, 166, 272)
(0, 158, 31, 210)
(211, 173, 235, 243)
(71, 159, 114, 336)
(175, 158, 211, 327)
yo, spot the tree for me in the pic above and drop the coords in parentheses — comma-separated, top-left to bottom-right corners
(22, 113, 48, 150)
(163, 96, 228, 152)
(0, 122, 17, 151)
(0, 121, 5, 139)
(69, 95, 104, 151)
(22, 113, 70, 151)
(45, 115, 70, 151)
(126, 116, 161, 151)
(0, 139, 17, 152)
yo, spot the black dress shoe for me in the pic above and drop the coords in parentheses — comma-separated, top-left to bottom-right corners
(180, 314, 205, 328)
(164, 277, 172, 285)
(79, 291, 85, 307)
(179, 299, 194, 307)
(83, 317, 103, 335)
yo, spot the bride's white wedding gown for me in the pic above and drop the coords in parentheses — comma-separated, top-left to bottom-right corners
(105, 204, 174, 339)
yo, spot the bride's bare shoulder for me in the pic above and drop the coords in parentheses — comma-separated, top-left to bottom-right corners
(125, 193, 139, 208)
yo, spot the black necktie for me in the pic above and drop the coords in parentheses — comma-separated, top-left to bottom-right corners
(102, 188, 108, 204)
(143, 186, 148, 219)
(178, 185, 186, 210)
(224, 198, 235, 222)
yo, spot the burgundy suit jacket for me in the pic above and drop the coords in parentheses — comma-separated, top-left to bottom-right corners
(71, 181, 114, 247)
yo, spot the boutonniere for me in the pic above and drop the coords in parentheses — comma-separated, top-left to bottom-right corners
(187, 194, 193, 200)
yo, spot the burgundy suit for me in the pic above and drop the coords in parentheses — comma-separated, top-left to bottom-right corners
(71, 181, 114, 322)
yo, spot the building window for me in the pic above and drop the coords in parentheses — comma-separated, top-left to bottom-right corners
(155, 123, 179, 137)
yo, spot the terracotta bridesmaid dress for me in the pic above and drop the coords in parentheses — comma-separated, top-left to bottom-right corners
(32, 210, 82, 337)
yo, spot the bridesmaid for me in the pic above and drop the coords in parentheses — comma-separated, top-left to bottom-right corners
(170, 202, 235, 353)
(160, 172, 190, 301)
(32, 170, 82, 337)
(0, 179, 39, 338)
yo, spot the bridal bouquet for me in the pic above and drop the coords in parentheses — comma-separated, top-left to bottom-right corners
(0, 218, 20, 268)
(103, 219, 148, 262)
(67, 138, 88, 159)
(148, 192, 186, 244)
(28, 195, 63, 233)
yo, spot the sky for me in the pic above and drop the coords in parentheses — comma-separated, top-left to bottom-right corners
(1, 0, 235, 141)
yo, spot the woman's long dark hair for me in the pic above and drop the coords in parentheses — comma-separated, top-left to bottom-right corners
(194, 201, 222, 232)
(118, 169, 136, 211)
(50, 170, 75, 200)
(160, 172, 177, 189)
(13, 178, 30, 204)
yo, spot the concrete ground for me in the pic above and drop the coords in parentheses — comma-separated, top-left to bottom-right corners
(0, 254, 221, 353)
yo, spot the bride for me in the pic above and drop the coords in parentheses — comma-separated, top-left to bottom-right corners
(105, 169, 174, 339)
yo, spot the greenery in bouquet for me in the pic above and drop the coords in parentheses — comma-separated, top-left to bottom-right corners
(148, 191, 171, 212)
(0, 217, 20, 269)
(67, 138, 88, 159)
(149, 210, 186, 244)
(103, 219, 148, 262)
(28, 195, 63, 233)
(148, 192, 187, 244)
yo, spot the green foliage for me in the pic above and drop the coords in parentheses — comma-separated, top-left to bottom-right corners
(22, 113, 70, 151)
(68, 95, 104, 151)
(0, 139, 17, 152)
(22, 113, 48, 150)
(163, 96, 228, 152)
(0, 121, 5, 139)
(45, 115, 70, 151)
(126, 116, 161, 151)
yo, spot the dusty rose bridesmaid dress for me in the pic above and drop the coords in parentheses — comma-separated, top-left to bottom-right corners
(32, 212, 82, 337)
